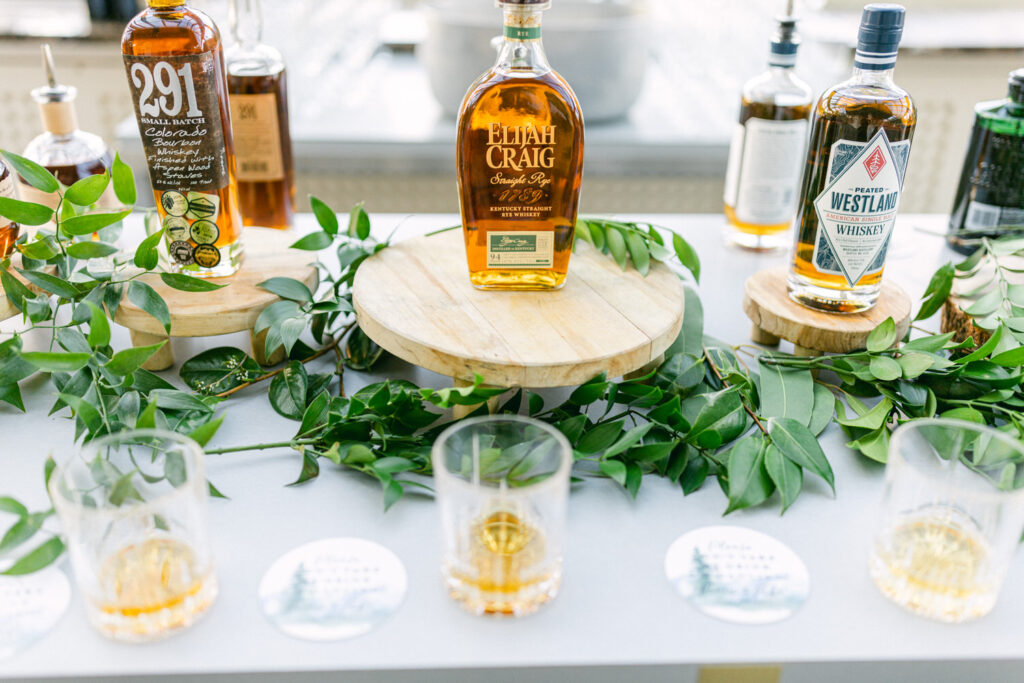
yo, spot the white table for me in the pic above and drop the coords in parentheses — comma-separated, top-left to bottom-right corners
(4, 214, 1023, 683)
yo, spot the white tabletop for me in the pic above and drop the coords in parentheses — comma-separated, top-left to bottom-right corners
(4, 213, 1024, 683)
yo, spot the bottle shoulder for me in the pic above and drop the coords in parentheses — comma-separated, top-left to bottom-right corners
(742, 69, 814, 104)
(122, 5, 221, 55)
(23, 130, 110, 168)
(816, 77, 917, 126)
(461, 69, 582, 120)
(226, 43, 285, 77)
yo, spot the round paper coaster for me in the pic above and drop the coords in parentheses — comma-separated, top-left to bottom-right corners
(0, 567, 72, 660)
(258, 538, 407, 641)
(664, 525, 809, 625)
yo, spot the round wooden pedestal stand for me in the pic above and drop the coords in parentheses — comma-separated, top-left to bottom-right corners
(352, 229, 686, 416)
(743, 267, 911, 355)
(114, 227, 318, 371)
(0, 256, 56, 321)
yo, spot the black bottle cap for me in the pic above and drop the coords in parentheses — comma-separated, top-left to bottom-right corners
(1009, 68, 1024, 104)
(854, 4, 905, 70)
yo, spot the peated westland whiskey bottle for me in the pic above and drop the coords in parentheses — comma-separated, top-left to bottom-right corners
(456, 0, 584, 291)
(0, 161, 19, 258)
(947, 69, 1024, 254)
(723, 4, 813, 251)
(226, 0, 295, 230)
(788, 4, 916, 313)
(122, 0, 244, 278)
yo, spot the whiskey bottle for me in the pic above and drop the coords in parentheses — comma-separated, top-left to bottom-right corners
(456, 0, 584, 291)
(788, 4, 915, 313)
(947, 69, 1024, 254)
(122, 0, 244, 278)
(723, 2, 813, 251)
(226, 0, 295, 230)
(0, 161, 19, 258)
(20, 45, 115, 211)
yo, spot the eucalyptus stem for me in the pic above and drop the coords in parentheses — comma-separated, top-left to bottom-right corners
(205, 438, 318, 455)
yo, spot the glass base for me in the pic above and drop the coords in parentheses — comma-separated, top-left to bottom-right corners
(86, 572, 218, 642)
(443, 564, 561, 617)
(469, 269, 567, 291)
(787, 271, 878, 314)
(726, 226, 790, 252)
(170, 240, 245, 279)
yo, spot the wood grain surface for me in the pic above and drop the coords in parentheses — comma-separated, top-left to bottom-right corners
(352, 229, 686, 387)
(942, 254, 1024, 345)
(0, 257, 55, 321)
(743, 266, 911, 353)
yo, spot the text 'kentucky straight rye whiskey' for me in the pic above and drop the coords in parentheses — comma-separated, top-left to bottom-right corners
(122, 0, 245, 277)
(456, 0, 584, 290)
(788, 4, 916, 313)
(723, 1, 813, 251)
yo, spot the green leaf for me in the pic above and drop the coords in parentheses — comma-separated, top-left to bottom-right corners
(0, 268, 33, 311)
(991, 346, 1024, 367)
(768, 417, 835, 493)
(65, 173, 110, 206)
(188, 416, 225, 447)
(671, 231, 701, 282)
(150, 389, 214, 413)
(808, 382, 836, 436)
(288, 449, 320, 486)
(309, 195, 338, 235)
(838, 397, 893, 430)
(680, 454, 709, 494)
(290, 231, 333, 251)
(568, 373, 607, 405)
(0, 497, 28, 517)
(605, 227, 628, 270)
(845, 425, 890, 463)
(956, 325, 1003, 364)
(382, 478, 404, 511)
(299, 391, 330, 436)
(764, 443, 802, 513)
(159, 272, 227, 292)
(725, 437, 773, 514)
(348, 202, 371, 240)
(759, 362, 814, 426)
(269, 361, 308, 420)
(111, 152, 136, 205)
(18, 268, 80, 299)
(0, 517, 40, 554)
(134, 228, 164, 270)
(128, 280, 171, 334)
(2, 536, 65, 576)
(86, 302, 110, 348)
(259, 277, 313, 303)
(866, 317, 897, 352)
(599, 458, 628, 486)
(940, 406, 986, 424)
(624, 231, 650, 276)
(180, 347, 262, 395)
(61, 209, 131, 237)
(105, 342, 165, 376)
(869, 356, 902, 381)
(627, 441, 677, 463)
(67, 241, 118, 259)
(0, 196, 54, 226)
(604, 423, 655, 458)
(2, 150, 59, 193)
(576, 420, 625, 454)
(915, 263, 954, 321)
(208, 480, 229, 499)
(20, 351, 91, 373)
(898, 352, 935, 378)
(685, 388, 745, 449)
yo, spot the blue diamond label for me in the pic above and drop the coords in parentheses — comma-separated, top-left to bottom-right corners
(812, 130, 905, 286)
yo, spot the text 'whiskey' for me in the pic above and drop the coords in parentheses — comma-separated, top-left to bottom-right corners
(787, 4, 916, 313)
(122, 0, 245, 278)
(226, 0, 295, 230)
(723, 3, 813, 251)
(456, 0, 584, 291)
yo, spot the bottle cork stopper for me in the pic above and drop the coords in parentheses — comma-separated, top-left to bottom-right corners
(38, 101, 77, 136)
(33, 45, 78, 136)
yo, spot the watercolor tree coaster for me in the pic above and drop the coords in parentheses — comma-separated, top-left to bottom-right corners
(0, 567, 71, 660)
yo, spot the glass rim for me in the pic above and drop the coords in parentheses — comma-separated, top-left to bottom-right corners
(889, 418, 1024, 498)
(48, 429, 206, 514)
(431, 415, 572, 494)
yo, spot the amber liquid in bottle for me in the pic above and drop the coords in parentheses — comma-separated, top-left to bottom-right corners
(122, 0, 244, 277)
(0, 163, 19, 257)
(228, 70, 295, 229)
(456, 4, 584, 290)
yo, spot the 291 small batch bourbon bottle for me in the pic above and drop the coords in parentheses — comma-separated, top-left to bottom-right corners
(226, 0, 295, 230)
(723, 2, 813, 250)
(456, 0, 584, 290)
(788, 4, 915, 313)
(122, 0, 244, 277)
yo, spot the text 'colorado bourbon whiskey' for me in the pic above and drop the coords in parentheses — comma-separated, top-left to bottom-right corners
(788, 4, 916, 313)
(122, 0, 245, 278)
(456, 0, 584, 291)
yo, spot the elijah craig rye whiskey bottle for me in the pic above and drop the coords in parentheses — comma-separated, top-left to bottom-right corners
(456, 0, 584, 290)
(723, 3, 813, 251)
(122, 0, 244, 277)
(788, 4, 915, 313)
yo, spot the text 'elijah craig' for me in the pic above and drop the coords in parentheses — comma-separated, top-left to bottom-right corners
(456, 0, 584, 291)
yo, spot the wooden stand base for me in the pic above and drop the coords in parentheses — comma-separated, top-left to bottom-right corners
(743, 267, 911, 355)
(113, 227, 318, 370)
(352, 229, 686, 410)
(0, 257, 55, 322)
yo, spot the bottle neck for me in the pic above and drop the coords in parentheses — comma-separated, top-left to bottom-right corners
(229, 0, 262, 49)
(496, 8, 550, 74)
(851, 63, 896, 87)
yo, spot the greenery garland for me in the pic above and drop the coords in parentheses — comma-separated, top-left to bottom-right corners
(2, 152, 1023, 577)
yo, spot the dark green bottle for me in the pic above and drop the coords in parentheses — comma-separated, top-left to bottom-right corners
(948, 69, 1024, 254)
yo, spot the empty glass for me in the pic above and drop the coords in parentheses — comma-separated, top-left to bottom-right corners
(869, 419, 1024, 622)
(49, 430, 218, 641)
(432, 416, 572, 617)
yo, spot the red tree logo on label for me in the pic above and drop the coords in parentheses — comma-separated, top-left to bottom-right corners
(863, 146, 886, 181)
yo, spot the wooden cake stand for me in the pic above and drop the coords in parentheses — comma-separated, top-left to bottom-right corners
(352, 229, 686, 414)
(743, 267, 911, 355)
(114, 227, 318, 371)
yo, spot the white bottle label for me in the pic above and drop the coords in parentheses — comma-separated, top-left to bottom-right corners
(964, 201, 1024, 232)
(724, 118, 808, 225)
(811, 130, 910, 286)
